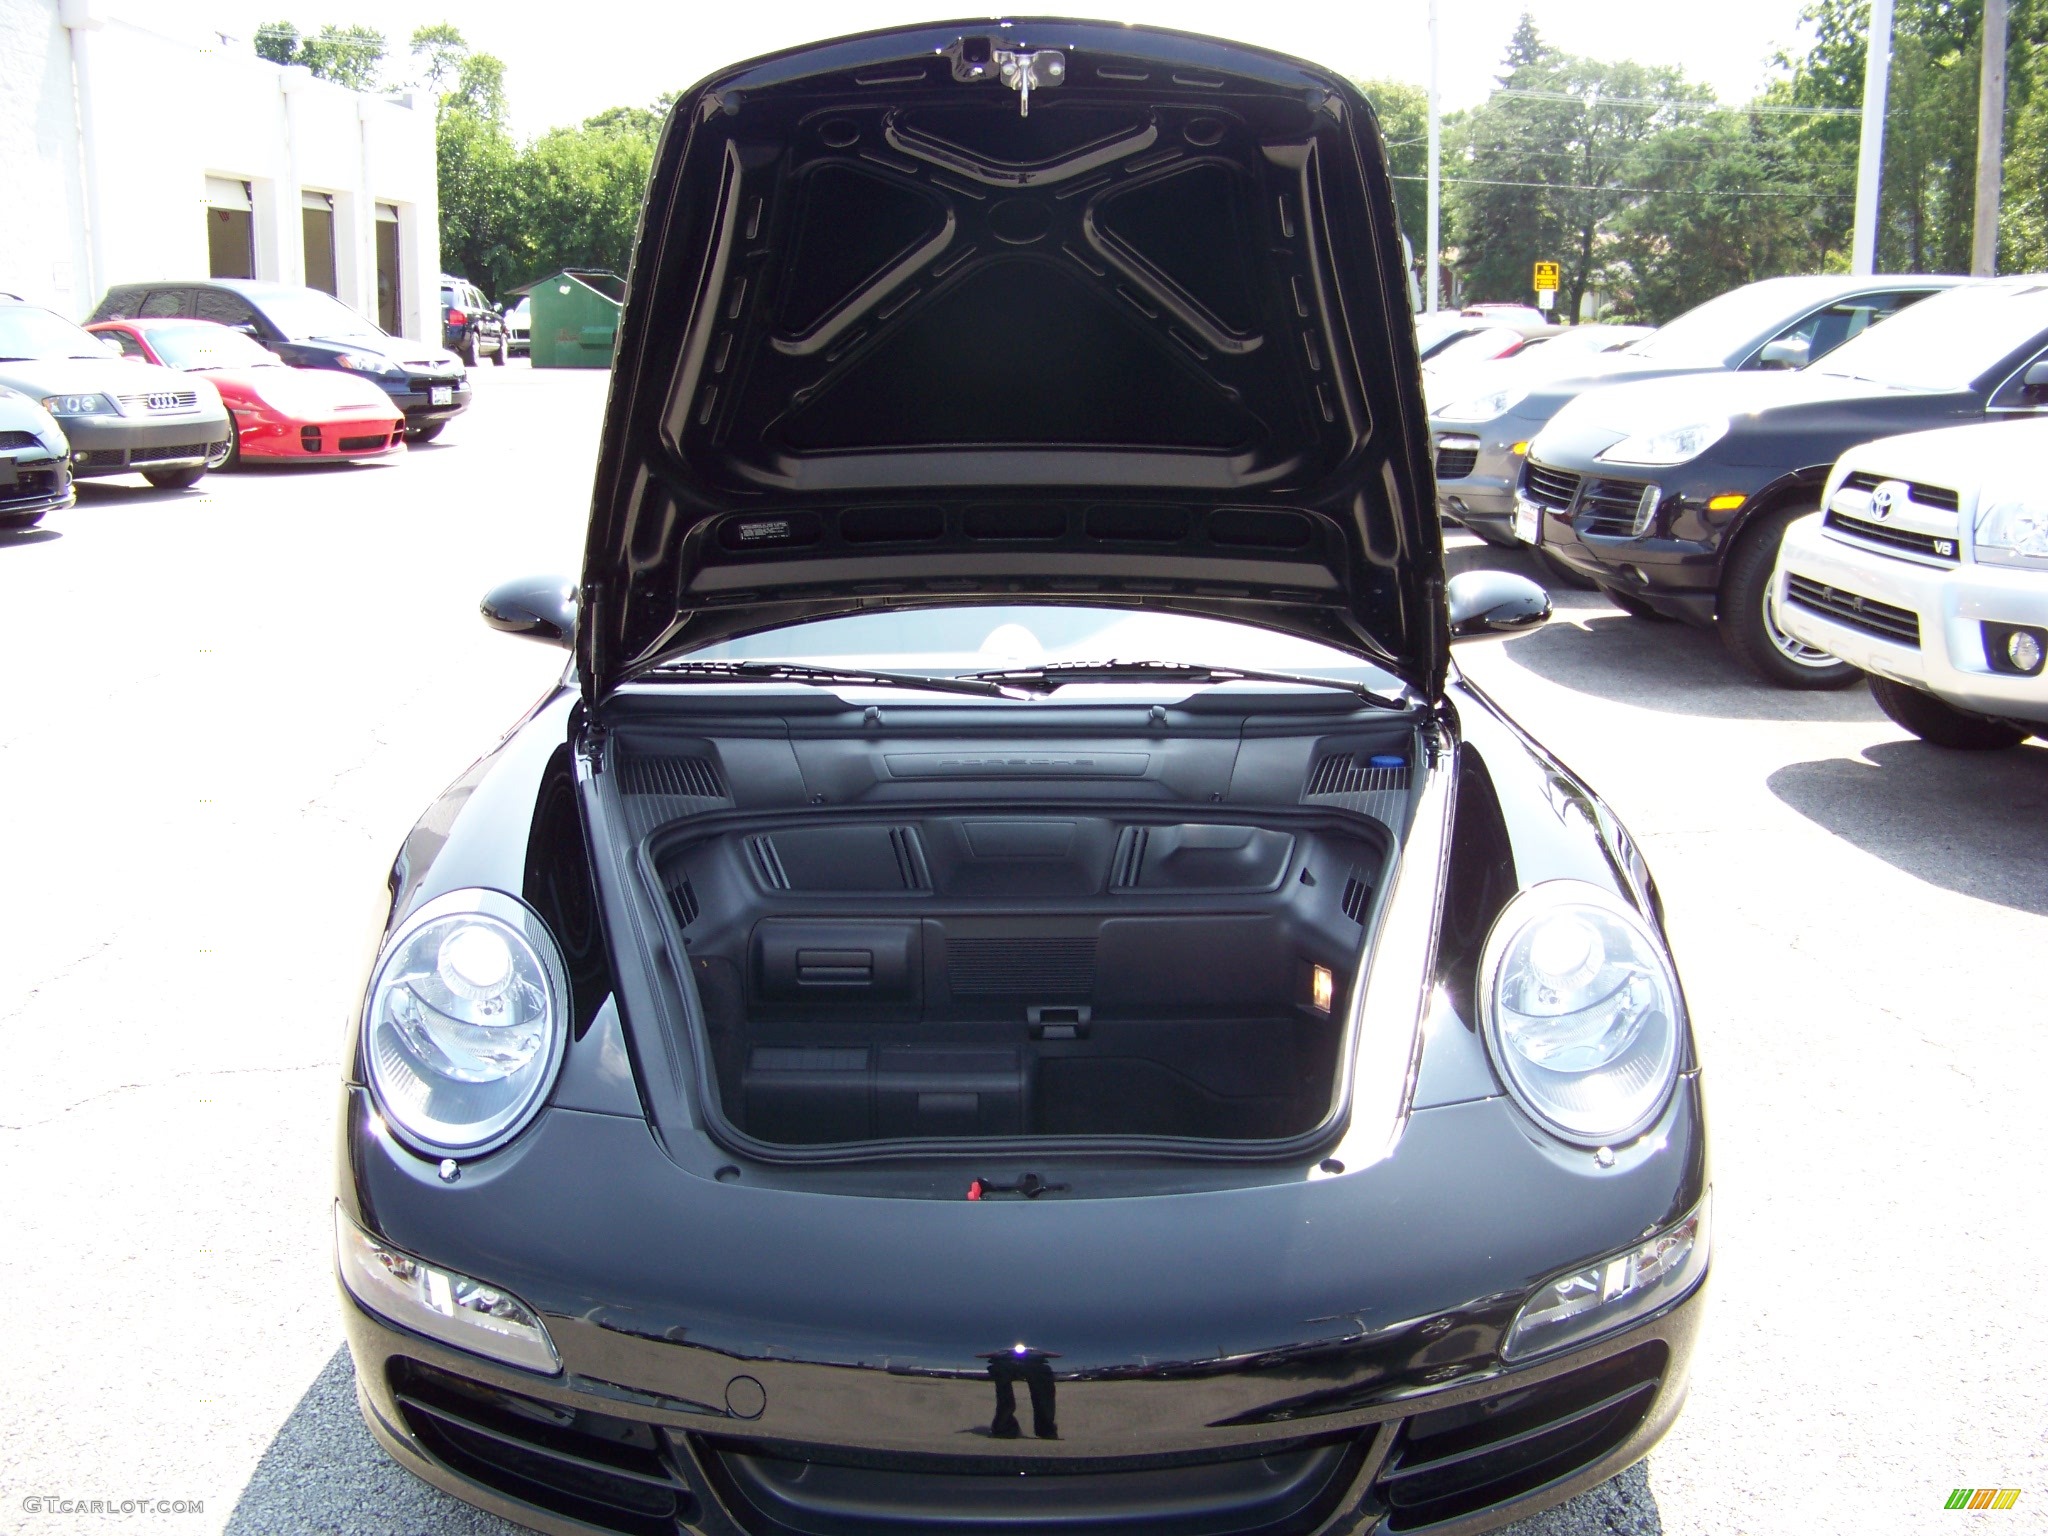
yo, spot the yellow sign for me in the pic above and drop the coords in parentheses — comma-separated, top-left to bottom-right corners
(1533, 261, 1561, 291)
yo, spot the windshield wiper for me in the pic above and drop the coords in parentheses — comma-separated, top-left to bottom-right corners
(641, 659, 1024, 699)
(962, 660, 1409, 706)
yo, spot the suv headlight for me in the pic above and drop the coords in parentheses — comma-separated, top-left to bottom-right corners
(335, 352, 403, 377)
(40, 392, 119, 417)
(1596, 418, 1728, 466)
(1434, 387, 1528, 424)
(361, 889, 567, 1157)
(1479, 880, 1683, 1145)
(1974, 495, 2048, 569)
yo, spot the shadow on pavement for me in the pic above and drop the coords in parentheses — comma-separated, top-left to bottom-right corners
(226, 1346, 523, 1536)
(0, 525, 62, 548)
(1445, 536, 1881, 724)
(1768, 738, 2048, 915)
(72, 479, 213, 505)
(234, 1348, 1663, 1535)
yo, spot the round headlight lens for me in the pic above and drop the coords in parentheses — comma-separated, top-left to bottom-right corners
(1480, 881, 1682, 1144)
(363, 891, 566, 1155)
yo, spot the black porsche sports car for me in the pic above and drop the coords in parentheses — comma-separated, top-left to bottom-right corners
(337, 22, 1709, 1536)
(1520, 277, 2048, 687)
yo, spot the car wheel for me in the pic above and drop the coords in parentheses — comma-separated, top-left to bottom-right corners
(489, 334, 506, 366)
(205, 418, 240, 471)
(1868, 675, 2031, 750)
(143, 466, 206, 489)
(0, 510, 46, 531)
(1603, 586, 1669, 621)
(460, 336, 478, 369)
(407, 421, 447, 443)
(1719, 506, 1858, 689)
(1536, 547, 1599, 591)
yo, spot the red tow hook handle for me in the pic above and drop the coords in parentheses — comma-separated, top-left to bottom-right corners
(967, 1173, 1068, 1200)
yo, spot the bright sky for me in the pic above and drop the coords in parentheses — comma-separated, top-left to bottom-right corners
(153, 0, 1820, 137)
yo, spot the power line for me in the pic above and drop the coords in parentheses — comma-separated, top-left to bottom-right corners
(1390, 173, 1855, 199)
(1490, 88, 1868, 117)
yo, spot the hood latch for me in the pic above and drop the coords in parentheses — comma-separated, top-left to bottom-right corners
(996, 49, 1064, 117)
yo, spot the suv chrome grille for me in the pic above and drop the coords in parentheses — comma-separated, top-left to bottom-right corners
(1521, 462, 1580, 511)
(1841, 469, 1960, 513)
(1823, 509, 1958, 562)
(1784, 574, 1920, 647)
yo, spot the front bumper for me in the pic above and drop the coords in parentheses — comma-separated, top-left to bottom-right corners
(1431, 416, 1546, 538)
(1, 451, 73, 516)
(63, 410, 231, 477)
(373, 375, 472, 427)
(339, 1075, 1707, 1535)
(235, 411, 405, 462)
(1775, 515, 2048, 724)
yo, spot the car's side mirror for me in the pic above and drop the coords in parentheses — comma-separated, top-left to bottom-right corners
(1447, 570, 1552, 638)
(99, 335, 125, 357)
(2024, 360, 2048, 391)
(1757, 336, 1810, 369)
(481, 576, 577, 647)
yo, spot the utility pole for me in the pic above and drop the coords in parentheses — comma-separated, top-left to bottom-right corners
(1851, 0, 1894, 275)
(1972, 0, 2009, 276)
(1426, 0, 1441, 313)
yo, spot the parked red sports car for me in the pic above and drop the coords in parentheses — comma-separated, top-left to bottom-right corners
(87, 318, 404, 468)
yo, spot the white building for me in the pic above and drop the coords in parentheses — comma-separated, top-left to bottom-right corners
(1, 0, 440, 339)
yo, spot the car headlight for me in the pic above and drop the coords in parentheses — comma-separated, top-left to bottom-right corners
(335, 352, 403, 377)
(335, 1207, 561, 1373)
(1973, 495, 2048, 569)
(1596, 418, 1728, 466)
(1479, 880, 1683, 1145)
(40, 392, 120, 417)
(1503, 1195, 1710, 1360)
(361, 889, 567, 1157)
(1433, 387, 1528, 423)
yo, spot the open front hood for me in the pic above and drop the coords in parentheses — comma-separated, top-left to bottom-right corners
(579, 19, 1444, 704)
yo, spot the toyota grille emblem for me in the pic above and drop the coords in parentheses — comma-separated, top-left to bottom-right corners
(1870, 481, 1907, 519)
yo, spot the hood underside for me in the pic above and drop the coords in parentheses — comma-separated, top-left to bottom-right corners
(580, 19, 1443, 703)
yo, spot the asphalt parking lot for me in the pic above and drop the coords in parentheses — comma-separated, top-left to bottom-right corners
(2, 362, 2043, 1536)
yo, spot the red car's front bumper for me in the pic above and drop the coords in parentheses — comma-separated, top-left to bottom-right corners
(234, 411, 405, 462)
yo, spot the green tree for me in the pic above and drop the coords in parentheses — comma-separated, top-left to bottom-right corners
(250, 20, 386, 90)
(1607, 114, 1832, 319)
(1451, 16, 1702, 321)
(408, 22, 467, 93)
(516, 111, 661, 281)
(1353, 78, 1433, 249)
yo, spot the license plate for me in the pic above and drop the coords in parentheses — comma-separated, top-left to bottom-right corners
(431, 386, 452, 406)
(1512, 495, 1542, 545)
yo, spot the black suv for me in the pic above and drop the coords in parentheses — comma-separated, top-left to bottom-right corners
(88, 280, 471, 442)
(440, 275, 506, 367)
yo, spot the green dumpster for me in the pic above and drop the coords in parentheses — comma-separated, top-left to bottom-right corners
(527, 269, 625, 369)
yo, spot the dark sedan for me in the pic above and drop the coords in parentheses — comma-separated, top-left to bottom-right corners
(88, 280, 470, 442)
(1431, 273, 1963, 557)
(1521, 277, 2048, 686)
(337, 23, 1708, 1536)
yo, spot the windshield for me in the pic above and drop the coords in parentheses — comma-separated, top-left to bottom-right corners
(0, 306, 106, 362)
(1815, 283, 2048, 391)
(145, 323, 280, 371)
(674, 606, 1400, 690)
(251, 288, 384, 341)
(1622, 281, 1834, 367)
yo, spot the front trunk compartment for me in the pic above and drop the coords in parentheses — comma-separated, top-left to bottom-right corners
(619, 723, 1409, 1153)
